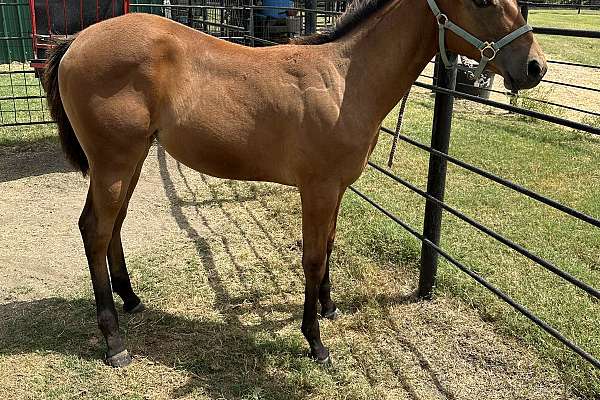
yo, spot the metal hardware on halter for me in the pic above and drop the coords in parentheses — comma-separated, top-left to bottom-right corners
(480, 43, 497, 61)
(426, 0, 533, 86)
(436, 13, 448, 26)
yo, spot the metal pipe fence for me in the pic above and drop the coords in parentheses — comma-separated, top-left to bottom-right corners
(381, 58, 599, 373)
(349, 184, 600, 370)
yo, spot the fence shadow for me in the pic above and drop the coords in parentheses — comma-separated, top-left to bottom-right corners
(154, 145, 457, 399)
(0, 138, 75, 182)
(0, 144, 454, 399)
(154, 145, 317, 398)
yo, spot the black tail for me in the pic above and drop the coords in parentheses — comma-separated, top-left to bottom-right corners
(44, 38, 89, 176)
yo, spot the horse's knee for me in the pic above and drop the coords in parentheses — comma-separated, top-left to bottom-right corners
(78, 202, 119, 250)
(78, 205, 92, 236)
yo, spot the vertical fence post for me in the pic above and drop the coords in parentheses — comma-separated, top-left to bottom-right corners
(186, 0, 193, 27)
(521, 2, 529, 21)
(248, 0, 254, 47)
(417, 53, 458, 299)
(305, 0, 317, 34)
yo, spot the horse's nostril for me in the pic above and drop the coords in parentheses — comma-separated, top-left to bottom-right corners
(528, 60, 543, 79)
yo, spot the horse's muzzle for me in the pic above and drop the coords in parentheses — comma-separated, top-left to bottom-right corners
(495, 43, 548, 91)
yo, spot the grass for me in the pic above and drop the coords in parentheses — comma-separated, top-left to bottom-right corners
(528, 9, 600, 66)
(0, 145, 573, 399)
(0, 63, 55, 148)
(2, 96, 599, 398)
(0, 63, 51, 129)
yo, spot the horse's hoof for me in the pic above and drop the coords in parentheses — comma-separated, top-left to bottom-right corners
(310, 347, 331, 366)
(322, 307, 340, 320)
(105, 350, 132, 368)
(124, 300, 145, 314)
(315, 355, 332, 367)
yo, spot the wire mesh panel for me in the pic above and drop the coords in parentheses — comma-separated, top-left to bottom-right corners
(30, 0, 127, 65)
(0, 1, 49, 126)
(129, 0, 250, 43)
(128, 0, 344, 45)
(0, 0, 128, 126)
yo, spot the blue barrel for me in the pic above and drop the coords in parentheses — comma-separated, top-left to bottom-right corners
(260, 0, 293, 19)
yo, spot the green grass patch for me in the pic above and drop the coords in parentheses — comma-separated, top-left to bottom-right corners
(0, 123, 57, 147)
(0, 63, 52, 129)
(528, 9, 600, 65)
(0, 63, 56, 146)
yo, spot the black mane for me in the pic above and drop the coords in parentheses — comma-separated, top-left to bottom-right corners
(293, 0, 395, 45)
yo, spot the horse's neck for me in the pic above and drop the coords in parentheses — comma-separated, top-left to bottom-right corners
(333, 0, 438, 123)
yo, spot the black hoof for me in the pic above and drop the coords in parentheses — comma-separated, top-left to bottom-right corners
(123, 300, 145, 314)
(310, 347, 331, 366)
(315, 355, 332, 367)
(105, 350, 132, 368)
(322, 307, 340, 320)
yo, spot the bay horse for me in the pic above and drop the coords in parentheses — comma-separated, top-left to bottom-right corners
(44, 0, 546, 367)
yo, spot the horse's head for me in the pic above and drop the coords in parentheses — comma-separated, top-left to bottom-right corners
(433, 0, 547, 90)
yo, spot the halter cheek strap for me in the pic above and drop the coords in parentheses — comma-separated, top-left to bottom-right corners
(426, 0, 532, 85)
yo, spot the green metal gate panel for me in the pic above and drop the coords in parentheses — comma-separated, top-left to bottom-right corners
(0, 0, 33, 64)
(129, 0, 166, 16)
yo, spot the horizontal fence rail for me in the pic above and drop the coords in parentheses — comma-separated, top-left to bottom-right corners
(367, 159, 600, 299)
(419, 73, 600, 117)
(379, 126, 600, 229)
(546, 59, 600, 69)
(519, 2, 600, 9)
(413, 81, 600, 136)
(533, 27, 600, 38)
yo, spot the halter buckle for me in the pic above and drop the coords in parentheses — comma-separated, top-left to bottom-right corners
(436, 13, 448, 27)
(480, 42, 497, 61)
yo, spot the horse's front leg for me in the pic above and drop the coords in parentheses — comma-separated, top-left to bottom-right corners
(299, 183, 343, 364)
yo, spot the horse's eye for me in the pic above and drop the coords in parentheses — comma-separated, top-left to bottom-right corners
(473, 0, 492, 7)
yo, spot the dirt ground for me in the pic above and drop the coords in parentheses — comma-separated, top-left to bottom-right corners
(0, 142, 577, 399)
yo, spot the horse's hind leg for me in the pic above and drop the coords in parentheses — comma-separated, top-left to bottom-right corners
(319, 195, 342, 320)
(79, 155, 142, 367)
(107, 148, 149, 314)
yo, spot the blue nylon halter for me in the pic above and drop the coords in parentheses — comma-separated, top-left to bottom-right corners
(426, 0, 533, 85)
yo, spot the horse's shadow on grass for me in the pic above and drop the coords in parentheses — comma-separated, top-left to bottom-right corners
(0, 144, 452, 400)
(154, 145, 453, 400)
(0, 297, 307, 399)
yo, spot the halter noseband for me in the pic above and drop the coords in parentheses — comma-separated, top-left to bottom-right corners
(426, 0, 532, 84)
